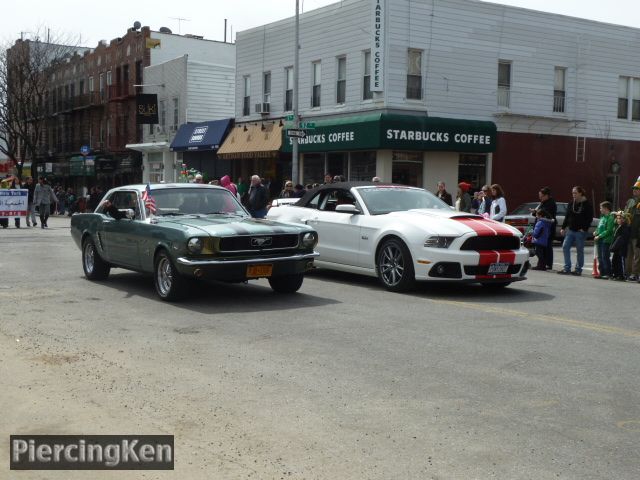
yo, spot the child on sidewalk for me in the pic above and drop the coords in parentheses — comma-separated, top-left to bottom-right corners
(531, 209, 553, 270)
(610, 211, 631, 280)
(593, 201, 616, 279)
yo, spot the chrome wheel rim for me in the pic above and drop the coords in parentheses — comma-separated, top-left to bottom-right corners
(83, 243, 95, 274)
(379, 244, 404, 286)
(156, 256, 173, 296)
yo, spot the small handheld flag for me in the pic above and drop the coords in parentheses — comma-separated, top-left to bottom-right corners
(142, 183, 156, 214)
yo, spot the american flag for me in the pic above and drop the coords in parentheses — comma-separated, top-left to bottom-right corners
(142, 183, 156, 214)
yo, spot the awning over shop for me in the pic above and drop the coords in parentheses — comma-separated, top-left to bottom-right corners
(169, 118, 233, 152)
(126, 141, 169, 152)
(281, 113, 497, 153)
(217, 122, 283, 160)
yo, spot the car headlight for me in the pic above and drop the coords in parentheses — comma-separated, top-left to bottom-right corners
(424, 235, 458, 248)
(187, 237, 204, 254)
(301, 232, 318, 249)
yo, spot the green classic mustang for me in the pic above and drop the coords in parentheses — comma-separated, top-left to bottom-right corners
(70, 183, 319, 301)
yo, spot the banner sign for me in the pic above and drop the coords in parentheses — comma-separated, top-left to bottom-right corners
(371, 0, 385, 92)
(0, 189, 28, 219)
(136, 94, 159, 124)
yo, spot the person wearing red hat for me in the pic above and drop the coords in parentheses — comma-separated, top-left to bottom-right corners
(456, 182, 472, 212)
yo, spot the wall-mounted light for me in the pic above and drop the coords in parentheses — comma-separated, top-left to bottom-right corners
(611, 161, 621, 174)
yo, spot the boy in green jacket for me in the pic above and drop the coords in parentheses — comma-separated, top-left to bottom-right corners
(594, 201, 616, 279)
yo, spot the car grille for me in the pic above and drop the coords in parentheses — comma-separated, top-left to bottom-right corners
(219, 234, 299, 252)
(460, 236, 520, 251)
(464, 264, 522, 276)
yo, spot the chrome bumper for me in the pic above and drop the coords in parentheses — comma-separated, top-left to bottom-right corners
(176, 252, 319, 266)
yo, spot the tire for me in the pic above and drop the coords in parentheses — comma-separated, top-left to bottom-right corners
(481, 282, 512, 290)
(376, 238, 415, 292)
(154, 250, 189, 301)
(268, 273, 304, 293)
(82, 237, 111, 280)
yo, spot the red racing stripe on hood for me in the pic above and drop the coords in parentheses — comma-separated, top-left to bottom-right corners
(453, 217, 516, 236)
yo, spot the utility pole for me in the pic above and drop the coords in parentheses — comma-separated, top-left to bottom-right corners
(291, 0, 300, 184)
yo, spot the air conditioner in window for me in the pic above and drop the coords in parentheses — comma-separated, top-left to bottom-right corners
(254, 102, 270, 114)
(156, 125, 165, 134)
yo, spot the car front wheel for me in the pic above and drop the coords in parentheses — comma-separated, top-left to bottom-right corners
(154, 250, 189, 301)
(268, 273, 304, 293)
(376, 238, 415, 292)
(82, 237, 110, 280)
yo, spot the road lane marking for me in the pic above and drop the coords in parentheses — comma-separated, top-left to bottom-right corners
(429, 299, 640, 338)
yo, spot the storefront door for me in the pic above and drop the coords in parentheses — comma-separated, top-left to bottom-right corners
(392, 152, 423, 187)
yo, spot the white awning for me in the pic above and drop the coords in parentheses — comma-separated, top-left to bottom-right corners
(125, 142, 170, 152)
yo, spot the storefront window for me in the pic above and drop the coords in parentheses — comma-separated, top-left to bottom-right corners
(303, 153, 325, 185)
(327, 152, 347, 179)
(458, 154, 487, 191)
(392, 151, 423, 187)
(349, 151, 376, 181)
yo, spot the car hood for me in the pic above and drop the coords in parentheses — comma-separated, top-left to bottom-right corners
(385, 209, 521, 236)
(155, 215, 311, 236)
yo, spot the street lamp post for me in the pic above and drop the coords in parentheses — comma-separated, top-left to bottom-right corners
(291, 0, 300, 184)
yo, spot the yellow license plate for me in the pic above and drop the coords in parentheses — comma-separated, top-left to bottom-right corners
(246, 264, 273, 278)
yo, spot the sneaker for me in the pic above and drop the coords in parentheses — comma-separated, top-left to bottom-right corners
(570, 271, 582, 276)
(627, 275, 639, 282)
(600, 275, 609, 280)
(557, 270, 570, 275)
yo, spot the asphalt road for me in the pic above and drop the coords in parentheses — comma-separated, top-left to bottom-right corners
(1, 216, 639, 479)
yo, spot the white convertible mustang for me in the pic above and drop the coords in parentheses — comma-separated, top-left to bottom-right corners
(266, 182, 530, 291)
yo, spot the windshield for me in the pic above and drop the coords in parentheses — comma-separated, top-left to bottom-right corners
(357, 186, 451, 215)
(151, 188, 248, 217)
(510, 203, 538, 215)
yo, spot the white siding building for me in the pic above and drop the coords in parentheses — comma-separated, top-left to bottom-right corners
(127, 34, 235, 183)
(229, 0, 640, 209)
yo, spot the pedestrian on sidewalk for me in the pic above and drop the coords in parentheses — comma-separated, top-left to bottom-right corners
(623, 177, 640, 281)
(33, 177, 58, 229)
(531, 209, 553, 270)
(533, 186, 557, 270)
(610, 211, 631, 280)
(593, 201, 615, 279)
(558, 186, 593, 276)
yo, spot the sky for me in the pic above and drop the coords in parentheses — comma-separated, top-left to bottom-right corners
(2, 0, 639, 47)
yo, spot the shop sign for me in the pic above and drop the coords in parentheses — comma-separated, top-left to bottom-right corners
(136, 94, 159, 124)
(371, 0, 385, 91)
(282, 114, 496, 153)
(69, 156, 96, 176)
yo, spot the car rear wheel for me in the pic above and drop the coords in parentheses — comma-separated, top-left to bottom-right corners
(154, 250, 189, 301)
(268, 273, 304, 293)
(377, 238, 415, 292)
(82, 237, 110, 280)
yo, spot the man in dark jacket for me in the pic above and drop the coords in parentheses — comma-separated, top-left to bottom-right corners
(558, 186, 593, 276)
(22, 176, 37, 227)
(533, 186, 557, 270)
(248, 174, 268, 218)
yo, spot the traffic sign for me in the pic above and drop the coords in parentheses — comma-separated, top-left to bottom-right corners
(285, 114, 295, 121)
(286, 129, 307, 139)
(299, 122, 316, 129)
(80, 145, 90, 156)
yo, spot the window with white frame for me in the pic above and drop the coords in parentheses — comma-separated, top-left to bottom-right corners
(406, 49, 422, 100)
(263, 71, 271, 104)
(160, 100, 166, 130)
(89, 76, 94, 93)
(99, 72, 105, 99)
(336, 56, 346, 104)
(173, 98, 179, 130)
(498, 61, 511, 107)
(618, 76, 629, 119)
(363, 50, 372, 100)
(284, 67, 293, 111)
(243, 76, 251, 116)
(311, 61, 321, 108)
(553, 67, 566, 113)
(106, 70, 112, 86)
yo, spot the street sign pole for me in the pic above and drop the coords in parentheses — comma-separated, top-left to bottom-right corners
(291, 0, 300, 185)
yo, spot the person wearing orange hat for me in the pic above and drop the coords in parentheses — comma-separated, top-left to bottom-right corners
(456, 181, 472, 212)
(623, 176, 640, 281)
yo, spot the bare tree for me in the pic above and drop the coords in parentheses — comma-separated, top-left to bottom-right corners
(0, 28, 81, 179)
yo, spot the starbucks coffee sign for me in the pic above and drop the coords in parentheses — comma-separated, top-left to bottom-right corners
(371, 0, 385, 92)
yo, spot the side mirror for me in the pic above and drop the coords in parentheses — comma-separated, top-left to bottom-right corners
(335, 204, 360, 214)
